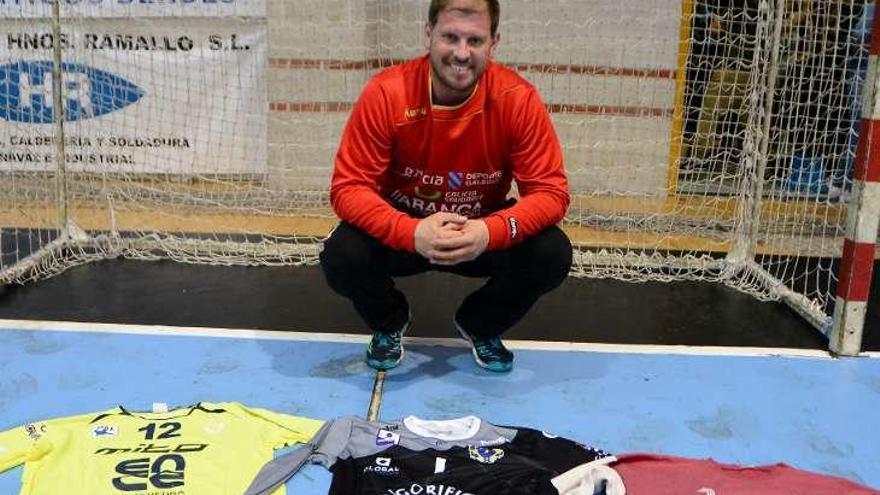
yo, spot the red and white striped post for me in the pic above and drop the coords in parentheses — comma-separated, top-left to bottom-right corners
(830, 8, 880, 356)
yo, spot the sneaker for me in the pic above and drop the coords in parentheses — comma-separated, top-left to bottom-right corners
(454, 321, 514, 373)
(366, 320, 409, 371)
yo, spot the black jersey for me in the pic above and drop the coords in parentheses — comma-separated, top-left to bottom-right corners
(244, 416, 617, 495)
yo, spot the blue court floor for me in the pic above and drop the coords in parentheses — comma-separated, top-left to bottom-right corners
(1, 319, 879, 493)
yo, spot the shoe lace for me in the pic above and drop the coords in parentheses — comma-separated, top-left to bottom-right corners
(474, 337, 504, 359)
(374, 331, 401, 348)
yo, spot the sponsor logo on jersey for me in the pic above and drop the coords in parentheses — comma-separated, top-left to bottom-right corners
(376, 429, 400, 446)
(0, 60, 144, 123)
(420, 174, 445, 186)
(467, 446, 505, 464)
(508, 217, 518, 239)
(112, 454, 186, 491)
(386, 483, 474, 495)
(404, 107, 427, 119)
(94, 443, 208, 455)
(398, 168, 501, 187)
(93, 425, 119, 437)
(401, 166, 425, 178)
(364, 456, 400, 476)
(447, 172, 463, 190)
(464, 171, 502, 187)
(389, 189, 482, 217)
(444, 190, 482, 203)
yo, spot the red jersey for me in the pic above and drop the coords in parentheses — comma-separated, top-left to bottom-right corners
(331, 55, 569, 252)
(611, 454, 879, 494)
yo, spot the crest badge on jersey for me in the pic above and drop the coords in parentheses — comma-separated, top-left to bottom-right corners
(468, 446, 505, 464)
(375, 429, 400, 446)
(24, 423, 47, 441)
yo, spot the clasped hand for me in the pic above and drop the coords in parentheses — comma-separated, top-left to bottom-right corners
(414, 212, 489, 265)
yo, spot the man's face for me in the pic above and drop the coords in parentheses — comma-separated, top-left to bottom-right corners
(425, 1, 498, 105)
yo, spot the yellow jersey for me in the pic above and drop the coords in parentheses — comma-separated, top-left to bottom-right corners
(0, 402, 322, 495)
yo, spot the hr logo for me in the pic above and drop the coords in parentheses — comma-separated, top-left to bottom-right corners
(0, 60, 144, 123)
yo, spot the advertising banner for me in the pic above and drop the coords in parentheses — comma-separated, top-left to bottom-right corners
(0, 19, 267, 174)
(0, 0, 265, 19)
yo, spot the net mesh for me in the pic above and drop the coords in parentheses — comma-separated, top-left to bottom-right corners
(0, 0, 876, 335)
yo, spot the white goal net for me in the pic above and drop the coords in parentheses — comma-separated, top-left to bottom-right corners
(0, 0, 877, 351)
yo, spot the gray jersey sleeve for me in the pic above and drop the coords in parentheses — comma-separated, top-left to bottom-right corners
(243, 417, 355, 495)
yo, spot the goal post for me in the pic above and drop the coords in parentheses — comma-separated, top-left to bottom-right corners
(0, 0, 877, 354)
(831, 4, 880, 355)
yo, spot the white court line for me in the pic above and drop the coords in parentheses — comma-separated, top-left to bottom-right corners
(1, 318, 878, 360)
(0, 318, 370, 344)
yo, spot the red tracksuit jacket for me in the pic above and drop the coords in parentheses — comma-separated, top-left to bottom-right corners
(331, 55, 569, 252)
